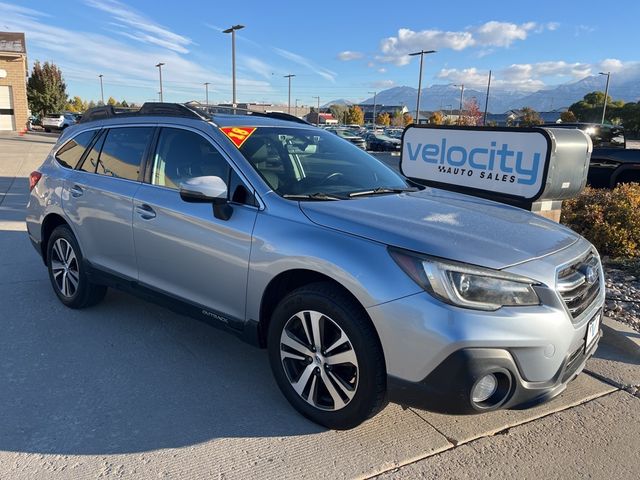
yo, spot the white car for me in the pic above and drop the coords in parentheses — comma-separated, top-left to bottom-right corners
(42, 112, 78, 132)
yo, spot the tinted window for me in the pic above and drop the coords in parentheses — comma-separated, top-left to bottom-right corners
(151, 128, 229, 189)
(96, 127, 152, 180)
(78, 130, 105, 173)
(55, 130, 96, 168)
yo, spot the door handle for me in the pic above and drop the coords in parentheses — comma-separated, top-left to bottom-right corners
(70, 185, 84, 197)
(135, 203, 156, 220)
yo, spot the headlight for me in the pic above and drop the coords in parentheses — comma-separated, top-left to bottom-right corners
(389, 248, 540, 310)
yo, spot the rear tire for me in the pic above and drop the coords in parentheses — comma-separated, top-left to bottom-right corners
(46, 225, 107, 309)
(267, 282, 387, 429)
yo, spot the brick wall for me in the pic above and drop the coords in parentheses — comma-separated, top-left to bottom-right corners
(0, 54, 29, 131)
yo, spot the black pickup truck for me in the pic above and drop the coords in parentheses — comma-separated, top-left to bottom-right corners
(544, 123, 640, 188)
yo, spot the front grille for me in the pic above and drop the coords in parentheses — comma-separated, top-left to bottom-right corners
(557, 254, 601, 320)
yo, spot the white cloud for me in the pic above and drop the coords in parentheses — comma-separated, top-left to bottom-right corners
(377, 67, 387, 73)
(337, 50, 363, 61)
(371, 79, 395, 89)
(243, 57, 274, 80)
(273, 47, 336, 82)
(377, 20, 556, 65)
(2, 4, 271, 101)
(85, 0, 192, 54)
(436, 59, 640, 92)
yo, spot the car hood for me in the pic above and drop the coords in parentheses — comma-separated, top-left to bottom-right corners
(299, 188, 580, 270)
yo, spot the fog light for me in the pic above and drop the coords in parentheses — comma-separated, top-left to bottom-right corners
(472, 374, 498, 403)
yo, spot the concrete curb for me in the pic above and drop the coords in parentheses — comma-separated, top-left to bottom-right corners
(601, 316, 640, 357)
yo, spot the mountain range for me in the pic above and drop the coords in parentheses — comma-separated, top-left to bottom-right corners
(324, 75, 640, 114)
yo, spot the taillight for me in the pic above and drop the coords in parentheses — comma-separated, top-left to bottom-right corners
(29, 171, 42, 192)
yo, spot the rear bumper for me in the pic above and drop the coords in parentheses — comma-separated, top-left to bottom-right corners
(388, 332, 601, 414)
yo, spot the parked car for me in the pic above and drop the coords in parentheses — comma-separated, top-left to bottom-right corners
(544, 123, 639, 187)
(326, 128, 366, 149)
(27, 103, 603, 429)
(42, 112, 78, 132)
(365, 132, 401, 152)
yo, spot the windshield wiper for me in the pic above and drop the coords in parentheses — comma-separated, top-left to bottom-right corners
(348, 187, 418, 198)
(283, 192, 345, 201)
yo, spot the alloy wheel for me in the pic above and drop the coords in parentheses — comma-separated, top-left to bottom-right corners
(50, 238, 80, 298)
(279, 310, 359, 411)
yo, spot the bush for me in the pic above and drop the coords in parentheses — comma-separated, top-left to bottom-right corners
(561, 184, 640, 258)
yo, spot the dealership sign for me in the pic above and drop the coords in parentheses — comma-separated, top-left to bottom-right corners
(401, 125, 552, 202)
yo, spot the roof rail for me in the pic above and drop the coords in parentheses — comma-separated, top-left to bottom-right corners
(191, 103, 311, 125)
(78, 102, 207, 124)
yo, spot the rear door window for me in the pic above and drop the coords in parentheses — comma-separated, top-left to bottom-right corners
(55, 130, 97, 168)
(95, 127, 153, 181)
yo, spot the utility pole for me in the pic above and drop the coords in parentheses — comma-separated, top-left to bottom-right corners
(483, 70, 492, 126)
(454, 84, 465, 125)
(312, 96, 320, 126)
(599, 71, 611, 124)
(98, 74, 104, 105)
(204, 82, 210, 106)
(284, 74, 295, 114)
(408, 49, 436, 124)
(223, 24, 245, 107)
(368, 91, 377, 127)
(155, 63, 165, 102)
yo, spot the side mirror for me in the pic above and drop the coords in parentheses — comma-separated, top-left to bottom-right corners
(179, 176, 232, 220)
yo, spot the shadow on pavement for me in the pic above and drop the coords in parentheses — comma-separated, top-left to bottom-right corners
(0, 214, 324, 456)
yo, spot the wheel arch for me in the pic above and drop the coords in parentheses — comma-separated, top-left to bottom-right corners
(40, 213, 72, 265)
(256, 269, 382, 352)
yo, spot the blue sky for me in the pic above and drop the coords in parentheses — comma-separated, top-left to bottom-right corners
(2, 0, 639, 105)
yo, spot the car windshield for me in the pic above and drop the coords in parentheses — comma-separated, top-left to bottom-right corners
(237, 127, 410, 199)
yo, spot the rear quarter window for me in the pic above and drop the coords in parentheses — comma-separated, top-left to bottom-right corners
(55, 130, 98, 168)
(95, 127, 153, 181)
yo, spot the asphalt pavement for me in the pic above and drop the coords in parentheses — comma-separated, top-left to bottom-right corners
(0, 132, 638, 479)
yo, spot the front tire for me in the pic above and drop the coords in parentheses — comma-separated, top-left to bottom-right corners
(268, 282, 387, 429)
(46, 225, 107, 308)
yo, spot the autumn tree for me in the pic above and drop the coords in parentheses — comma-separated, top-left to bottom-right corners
(65, 96, 87, 113)
(560, 110, 577, 123)
(27, 61, 68, 116)
(376, 112, 390, 126)
(460, 98, 482, 126)
(403, 112, 414, 126)
(107, 96, 117, 106)
(346, 105, 364, 125)
(429, 111, 444, 125)
(519, 107, 543, 126)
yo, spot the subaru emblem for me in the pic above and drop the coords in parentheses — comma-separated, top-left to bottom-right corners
(584, 266, 597, 285)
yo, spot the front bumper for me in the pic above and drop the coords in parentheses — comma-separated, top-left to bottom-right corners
(388, 331, 600, 414)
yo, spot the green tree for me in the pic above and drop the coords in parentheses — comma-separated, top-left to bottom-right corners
(27, 61, 68, 116)
(519, 106, 543, 126)
(329, 104, 348, 125)
(346, 105, 364, 125)
(87, 100, 97, 109)
(391, 109, 404, 127)
(376, 112, 390, 126)
(560, 110, 577, 123)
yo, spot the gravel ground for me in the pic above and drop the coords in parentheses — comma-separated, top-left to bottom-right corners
(603, 261, 640, 332)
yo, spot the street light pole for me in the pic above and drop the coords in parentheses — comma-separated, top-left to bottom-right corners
(98, 74, 104, 105)
(483, 70, 492, 126)
(204, 82, 210, 106)
(284, 74, 295, 114)
(155, 63, 165, 102)
(408, 49, 436, 124)
(368, 91, 377, 127)
(599, 71, 611, 124)
(223, 24, 245, 107)
(294, 98, 300, 117)
(312, 96, 320, 126)
(454, 84, 465, 125)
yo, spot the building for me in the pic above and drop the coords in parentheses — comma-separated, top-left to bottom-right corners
(305, 111, 338, 125)
(217, 102, 310, 119)
(0, 32, 28, 131)
(359, 104, 408, 124)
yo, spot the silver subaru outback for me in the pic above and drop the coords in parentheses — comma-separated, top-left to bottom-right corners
(26, 103, 604, 429)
